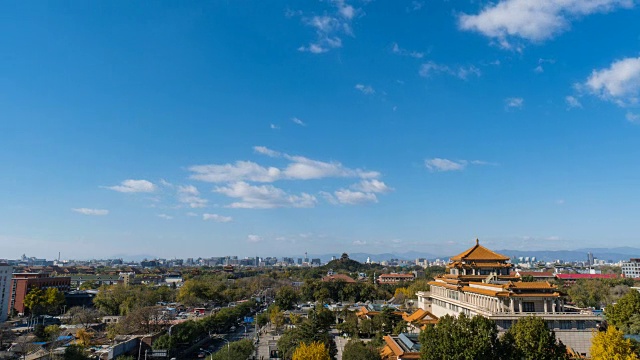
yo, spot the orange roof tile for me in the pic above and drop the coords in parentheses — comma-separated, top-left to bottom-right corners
(461, 286, 504, 297)
(508, 281, 556, 289)
(450, 239, 510, 262)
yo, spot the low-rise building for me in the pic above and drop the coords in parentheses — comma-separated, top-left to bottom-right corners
(9, 273, 71, 315)
(380, 333, 421, 360)
(622, 258, 640, 279)
(554, 273, 619, 286)
(378, 273, 415, 284)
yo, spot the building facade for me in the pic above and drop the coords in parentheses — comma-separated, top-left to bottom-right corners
(9, 273, 71, 315)
(0, 263, 13, 322)
(422, 240, 602, 358)
(622, 258, 640, 279)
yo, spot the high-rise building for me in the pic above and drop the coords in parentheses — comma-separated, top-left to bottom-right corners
(587, 252, 594, 266)
(9, 273, 71, 316)
(0, 263, 13, 322)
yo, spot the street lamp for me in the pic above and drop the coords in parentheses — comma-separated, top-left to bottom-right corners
(199, 348, 212, 360)
(137, 334, 151, 360)
(210, 334, 230, 360)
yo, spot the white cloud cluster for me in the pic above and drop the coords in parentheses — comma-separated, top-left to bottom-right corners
(425, 158, 493, 172)
(203, 213, 233, 222)
(189, 147, 390, 208)
(322, 179, 392, 205)
(392, 43, 424, 59)
(505, 97, 524, 109)
(459, 0, 635, 49)
(419, 62, 481, 80)
(583, 57, 640, 106)
(157, 214, 173, 220)
(177, 185, 208, 208)
(72, 208, 109, 216)
(565, 96, 582, 108)
(190, 147, 378, 184)
(106, 179, 156, 193)
(297, 0, 360, 54)
(214, 182, 317, 209)
(627, 112, 640, 124)
(292, 117, 306, 126)
(247, 234, 262, 243)
(354, 84, 375, 95)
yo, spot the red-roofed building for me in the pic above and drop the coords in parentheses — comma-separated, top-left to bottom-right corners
(322, 273, 356, 283)
(555, 273, 619, 286)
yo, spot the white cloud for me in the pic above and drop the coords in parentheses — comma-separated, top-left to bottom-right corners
(157, 214, 173, 220)
(186, 212, 198, 217)
(565, 96, 582, 108)
(352, 179, 392, 193)
(72, 208, 109, 216)
(425, 158, 494, 172)
(177, 185, 208, 208)
(391, 43, 424, 58)
(190, 150, 379, 184)
(352, 240, 367, 245)
(556, 199, 566, 205)
(410, 1, 424, 11)
(419, 62, 481, 80)
(354, 84, 375, 95)
(627, 112, 640, 124)
(334, 190, 378, 205)
(247, 234, 262, 243)
(203, 213, 233, 223)
(297, 1, 361, 54)
(106, 179, 156, 193)
(270, 123, 280, 129)
(282, 154, 379, 180)
(189, 161, 282, 183)
(292, 117, 306, 126)
(534, 65, 544, 73)
(214, 182, 317, 209)
(253, 146, 281, 158)
(459, 0, 635, 49)
(425, 158, 466, 172)
(505, 97, 524, 109)
(583, 57, 640, 106)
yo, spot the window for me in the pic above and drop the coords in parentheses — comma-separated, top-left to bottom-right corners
(522, 302, 535, 312)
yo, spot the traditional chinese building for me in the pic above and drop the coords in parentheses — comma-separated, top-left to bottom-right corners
(421, 239, 602, 358)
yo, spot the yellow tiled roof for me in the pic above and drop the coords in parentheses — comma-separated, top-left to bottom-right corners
(508, 281, 556, 289)
(450, 239, 510, 261)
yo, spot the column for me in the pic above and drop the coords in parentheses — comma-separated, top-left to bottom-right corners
(509, 298, 514, 313)
(544, 299, 548, 313)
(518, 300, 523, 313)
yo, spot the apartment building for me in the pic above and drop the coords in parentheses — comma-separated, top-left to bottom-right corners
(0, 263, 13, 322)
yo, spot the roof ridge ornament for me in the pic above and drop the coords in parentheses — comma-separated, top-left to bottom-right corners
(476, 238, 479, 245)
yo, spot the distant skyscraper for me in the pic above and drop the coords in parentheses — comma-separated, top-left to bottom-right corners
(588, 252, 594, 266)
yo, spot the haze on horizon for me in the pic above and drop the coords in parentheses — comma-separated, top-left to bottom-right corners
(2, 0, 640, 259)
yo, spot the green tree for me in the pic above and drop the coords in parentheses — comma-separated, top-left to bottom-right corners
(342, 340, 382, 360)
(590, 326, 638, 360)
(567, 279, 611, 309)
(79, 280, 98, 290)
(505, 316, 569, 360)
(23, 288, 65, 315)
(210, 339, 255, 360)
(276, 286, 300, 310)
(153, 334, 175, 350)
(63, 345, 89, 360)
(606, 290, 640, 334)
(419, 314, 501, 360)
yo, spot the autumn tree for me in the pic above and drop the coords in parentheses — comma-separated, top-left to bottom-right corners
(292, 341, 331, 360)
(23, 287, 65, 315)
(76, 328, 93, 347)
(590, 326, 638, 360)
(504, 316, 569, 360)
(269, 305, 285, 332)
(342, 340, 382, 360)
(67, 307, 100, 328)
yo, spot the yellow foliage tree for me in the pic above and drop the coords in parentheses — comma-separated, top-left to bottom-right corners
(292, 341, 331, 360)
(590, 327, 638, 360)
(76, 328, 93, 347)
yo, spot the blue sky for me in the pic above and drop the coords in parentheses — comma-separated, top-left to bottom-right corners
(2, 0, 640, 260)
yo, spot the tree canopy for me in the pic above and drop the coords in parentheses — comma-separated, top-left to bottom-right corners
(606, 290, 640, 335)
(504, 316, 569, 360)
(292, 341, 331, 360)
(342, 340, 382, 360)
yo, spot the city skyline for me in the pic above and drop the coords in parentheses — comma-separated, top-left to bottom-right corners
(2, 1, 640, 258)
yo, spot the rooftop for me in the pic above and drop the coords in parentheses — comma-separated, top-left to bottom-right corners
(450, 239, 510, 262)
